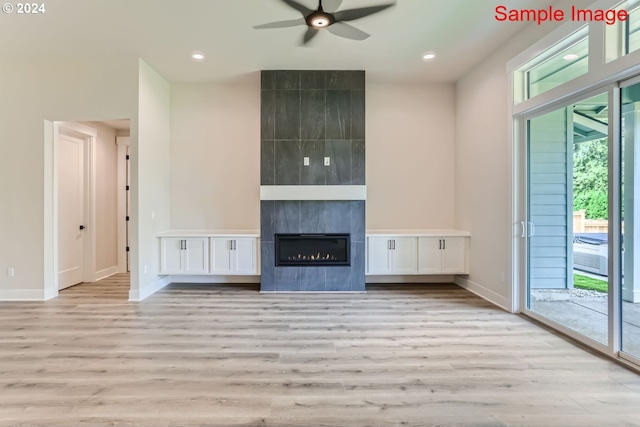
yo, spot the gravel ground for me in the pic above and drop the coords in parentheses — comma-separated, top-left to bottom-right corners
(570, 288, 607, 298)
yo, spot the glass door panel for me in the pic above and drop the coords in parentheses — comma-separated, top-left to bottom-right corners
(621, 82, 640, 359)
(527, 92, 609, 345)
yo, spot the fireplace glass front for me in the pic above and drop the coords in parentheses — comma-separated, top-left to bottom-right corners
(275, 234, 351, 267)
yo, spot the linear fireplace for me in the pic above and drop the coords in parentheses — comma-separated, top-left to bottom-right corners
(275, 234, 351, 267)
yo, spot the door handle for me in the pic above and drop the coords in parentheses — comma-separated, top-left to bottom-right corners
(79, 225, 85, 230)
(520, 221, 526, 238)
(529, 222, 536, 237)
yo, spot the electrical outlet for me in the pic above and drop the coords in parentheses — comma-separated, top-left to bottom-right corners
(7, 267, 14, 277)
(151, 211, 156, 220)
(303, 157, 310, 166)
(324, 157, 330, 166)
(143, 265, 148, 274)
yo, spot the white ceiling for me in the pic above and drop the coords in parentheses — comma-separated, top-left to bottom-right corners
(0, 0, 551, 84)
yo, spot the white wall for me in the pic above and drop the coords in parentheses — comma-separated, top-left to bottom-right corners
(454, 14, 570, 310)
(170, 75, 261, 230)
(131, 59, 172, 300)
(169, 78, 456, 233)
(366, 83, 456, 229)
(0, 57, 138, 300)
(81, 121, 119, 275)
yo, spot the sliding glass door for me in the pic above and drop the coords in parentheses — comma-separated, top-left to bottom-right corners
(621, 80, 640, 361)
(526, 92, 610, 346)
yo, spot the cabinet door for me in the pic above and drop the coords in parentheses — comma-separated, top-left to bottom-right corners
(183, 238, 209, 274)
(418, 237, 443, 274)
(160, 238, 183, 274)
(232, 238, 258, 274)
(367, 237, 392, 274)
(390, 237, 417, 274)
(441, 237, 468, 274)
(210, 238, 233, 274)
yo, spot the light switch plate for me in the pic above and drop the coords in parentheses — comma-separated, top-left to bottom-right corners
(324, 157, 330, 166)
(303, 157, 310, 166)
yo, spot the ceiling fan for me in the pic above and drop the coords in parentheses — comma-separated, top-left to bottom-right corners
(254, 0, 396, 45)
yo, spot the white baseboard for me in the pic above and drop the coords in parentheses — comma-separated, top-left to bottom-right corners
(454, 276, 511, 312)
(95, 266, 119, 282)
(44, 287, 58, 300)
(169, 275, 261, 284)
(0, 288, 48, 301)
(129, 276, 171, 302)
(366, 275, 454, 284)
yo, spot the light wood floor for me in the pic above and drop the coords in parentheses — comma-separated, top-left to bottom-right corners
(1, 275, 640, 427)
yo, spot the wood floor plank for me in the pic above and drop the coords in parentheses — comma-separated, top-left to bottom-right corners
(0, 275, 639, 426)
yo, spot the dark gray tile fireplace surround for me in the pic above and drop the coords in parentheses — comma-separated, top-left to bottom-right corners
(260, 70, 365, 292)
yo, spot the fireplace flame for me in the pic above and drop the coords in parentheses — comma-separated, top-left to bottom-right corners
(288, 252, 339, 262)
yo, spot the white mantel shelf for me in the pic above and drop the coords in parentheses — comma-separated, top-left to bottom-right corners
(260, 185, 366, 201)
(366, 229, 471, 237)
(157, 230, 260, 238)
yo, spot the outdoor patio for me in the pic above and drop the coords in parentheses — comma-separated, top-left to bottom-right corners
(531, 285, 640, 357)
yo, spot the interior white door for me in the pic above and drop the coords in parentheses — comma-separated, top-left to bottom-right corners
(58, 133, 84, 289)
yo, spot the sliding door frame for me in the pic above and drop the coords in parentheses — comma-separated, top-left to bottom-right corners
(516, 83, 619, 359)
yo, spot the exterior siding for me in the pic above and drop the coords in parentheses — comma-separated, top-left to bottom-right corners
(528, 108, 570, 289)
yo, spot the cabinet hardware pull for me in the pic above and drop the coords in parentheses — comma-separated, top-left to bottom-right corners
(439, 239, 441, 250)
(392, 240, 396, 250)
(443, 239, 445, 250)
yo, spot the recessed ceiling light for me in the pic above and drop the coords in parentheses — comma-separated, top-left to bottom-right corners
(191, 52, 205, 62)
(563, 53, 579, 61)
(422, 52, 436, 61)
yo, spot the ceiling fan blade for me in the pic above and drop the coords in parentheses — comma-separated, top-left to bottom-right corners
(280, 0, 313, 16)
(302, 27, 319, 45)
(334, 3, 395, 22)
(327, 22, 370, 41)
(322, 0, 343, 12)
(253, 18, 306, 29)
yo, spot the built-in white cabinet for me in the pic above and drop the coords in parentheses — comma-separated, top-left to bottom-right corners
(160, 237, 209, 275)
(367, 237, 417, 274)
(210, 237, 258, 275)
(159, 232, 259, 276)
(418, 236, 468, 274)
(367, 231, 470, 276)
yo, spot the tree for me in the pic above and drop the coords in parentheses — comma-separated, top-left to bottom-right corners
(573, 138, 608, 220)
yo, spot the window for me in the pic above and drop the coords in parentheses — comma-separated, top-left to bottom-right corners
(625, 6, 640, 54)
(516, 27, 589, 102)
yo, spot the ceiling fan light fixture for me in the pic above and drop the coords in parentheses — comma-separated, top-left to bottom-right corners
(308, 11, 332, 28)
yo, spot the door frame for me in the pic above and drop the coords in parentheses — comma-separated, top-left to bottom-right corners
(45, 121, 97, 297)
(116, 136, 130, 273)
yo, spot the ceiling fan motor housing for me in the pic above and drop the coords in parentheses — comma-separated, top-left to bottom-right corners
(306, 9, 335, 28)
